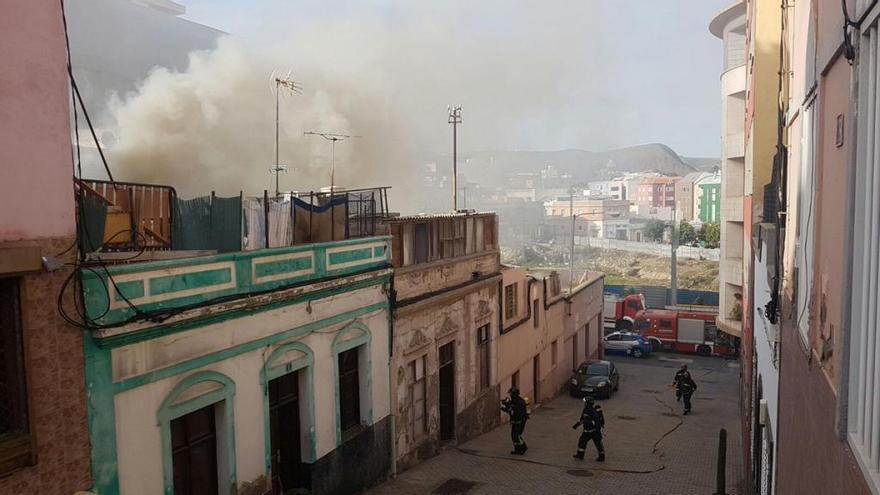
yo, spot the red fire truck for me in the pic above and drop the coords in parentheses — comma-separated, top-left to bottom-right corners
(633, 307, 736, 357)
(603, 293, 646, 331)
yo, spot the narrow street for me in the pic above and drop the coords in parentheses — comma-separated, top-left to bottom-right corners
(369, 353, 743, 495)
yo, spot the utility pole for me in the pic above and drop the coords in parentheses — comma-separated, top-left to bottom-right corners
(671, 202, 679, 306)
(448, 105, 462, 212)
(569, 187, 576, 292)
(271, 74, 302, 198)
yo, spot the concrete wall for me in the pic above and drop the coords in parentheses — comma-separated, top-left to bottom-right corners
(0, 1, 75, 242)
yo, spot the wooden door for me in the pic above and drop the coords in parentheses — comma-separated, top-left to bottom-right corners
(270, 371, 309, 493)
(439, 342, 456, 440)
(171, 405, 218, 495)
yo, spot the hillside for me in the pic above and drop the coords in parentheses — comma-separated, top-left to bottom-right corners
(442, 143, 719, 185)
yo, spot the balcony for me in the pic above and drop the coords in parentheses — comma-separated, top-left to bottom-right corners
(723, 133, 745, 159)
(721, 257, 743, 287)
(81, 236, 391, 328)
(722, 195, 744, 223)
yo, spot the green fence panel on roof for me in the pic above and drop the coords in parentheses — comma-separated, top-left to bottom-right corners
(172, 196, 212, 250)
(210, 195, 242, 253)
(79, 193, 107, 253)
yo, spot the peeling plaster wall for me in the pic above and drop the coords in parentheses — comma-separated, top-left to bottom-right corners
(392, 281, 500, 470)
(394, 251, 501, 301)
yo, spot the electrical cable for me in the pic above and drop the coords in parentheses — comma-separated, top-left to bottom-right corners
(842, 0, 880, 63)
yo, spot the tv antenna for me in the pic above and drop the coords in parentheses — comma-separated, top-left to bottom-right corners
(303, 131, 360, 194)
(270, 70, 303, 197)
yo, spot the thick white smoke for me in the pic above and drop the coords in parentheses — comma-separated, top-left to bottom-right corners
(105, 2, 608, 209)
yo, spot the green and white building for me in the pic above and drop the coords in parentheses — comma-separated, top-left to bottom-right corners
(80, 188, 395, 495)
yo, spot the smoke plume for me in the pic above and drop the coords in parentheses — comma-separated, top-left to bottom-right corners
(105, 2, 609, 209)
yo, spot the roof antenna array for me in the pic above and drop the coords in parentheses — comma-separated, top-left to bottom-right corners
(270, 69, 303, 197)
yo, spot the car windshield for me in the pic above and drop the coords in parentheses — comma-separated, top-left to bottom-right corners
(579, 363, 608, 376)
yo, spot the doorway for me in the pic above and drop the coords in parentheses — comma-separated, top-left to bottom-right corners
(171, 404, 219, 495)
(532, 355, 540, 404)
(269, 371, 309, 494)
(439, 341, 456, 440)
(572, 333, 579, 371)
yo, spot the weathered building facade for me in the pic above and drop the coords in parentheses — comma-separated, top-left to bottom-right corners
(497, 267, 604, 407)
(80, 236, 394, 495)
(0, 3, 92, 494)
(772, 0, 874, 493)
(386, 213, 502, 471)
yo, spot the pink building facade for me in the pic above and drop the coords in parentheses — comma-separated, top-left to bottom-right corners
(0, 3, 91, 494)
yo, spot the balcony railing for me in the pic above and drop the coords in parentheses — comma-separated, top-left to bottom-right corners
(78, 179, 392, 257)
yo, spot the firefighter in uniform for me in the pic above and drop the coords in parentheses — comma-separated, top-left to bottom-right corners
(672, 363, 692, 402)
(501, 387, 529, 455)
(572, 397, 605, 462)
(678, 369, 698, 414)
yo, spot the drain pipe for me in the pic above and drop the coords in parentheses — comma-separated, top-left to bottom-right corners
(387, 276, 398, 478)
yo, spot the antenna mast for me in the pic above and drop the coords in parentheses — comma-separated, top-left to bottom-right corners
(271, 72, 302, 197)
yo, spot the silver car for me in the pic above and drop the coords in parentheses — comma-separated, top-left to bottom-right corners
(603, 331, 653, 358)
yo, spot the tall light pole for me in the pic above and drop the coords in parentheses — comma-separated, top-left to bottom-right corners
(671, 201, 679, 306)
(271, 74, 302, 197)
(448, 105, 462, 212)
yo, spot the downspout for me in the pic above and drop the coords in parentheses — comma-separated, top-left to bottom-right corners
(387, 273, 397, 477)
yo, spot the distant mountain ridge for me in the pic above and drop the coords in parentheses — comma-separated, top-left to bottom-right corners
(448, 143, 719, 185)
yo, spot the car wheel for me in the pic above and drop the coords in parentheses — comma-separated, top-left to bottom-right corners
(632, 348, 644, 358)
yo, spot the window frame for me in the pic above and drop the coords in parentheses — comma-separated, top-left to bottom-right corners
(504, 283, 518, 320)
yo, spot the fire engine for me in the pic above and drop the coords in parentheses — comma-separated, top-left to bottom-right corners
(633, 307, 737, 357)
(603, 293, 646, 331)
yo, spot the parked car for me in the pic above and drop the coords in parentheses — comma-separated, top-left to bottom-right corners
(603, 331, 653, 358)
(569, 360, 620, 399)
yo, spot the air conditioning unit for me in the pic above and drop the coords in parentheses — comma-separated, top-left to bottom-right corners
(759, 399, 769, 426)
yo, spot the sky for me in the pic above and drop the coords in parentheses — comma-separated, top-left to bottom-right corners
(178, 0, 732, 158)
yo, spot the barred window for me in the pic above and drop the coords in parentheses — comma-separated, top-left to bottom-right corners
(504, 283, 517, 320)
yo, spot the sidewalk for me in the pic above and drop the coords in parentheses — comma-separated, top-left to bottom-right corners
(368, 353, 743, 495)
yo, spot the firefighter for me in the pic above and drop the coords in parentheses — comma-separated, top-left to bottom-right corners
(672, 363, 692, 402)
(678, 369, 698, 414)
(572, 397, 605, 462)
(501, 387, 529, 455)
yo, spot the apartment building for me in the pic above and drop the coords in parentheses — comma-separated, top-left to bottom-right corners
(0, 4, 92, 493)
(497, 267, 604, 408)
(711, 3, 747, 348)
(385, 213, 503, 472)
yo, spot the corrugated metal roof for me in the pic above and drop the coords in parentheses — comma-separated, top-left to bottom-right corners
(386, 210, 496, 222)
